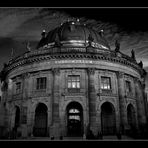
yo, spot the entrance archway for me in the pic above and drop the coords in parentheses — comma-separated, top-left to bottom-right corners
(66, 101, 83, 137)
(14, 106, 20, 129)
(127, 104, 136, 132)
(33, 103, 48, 137)
(101, 102, 116, 135)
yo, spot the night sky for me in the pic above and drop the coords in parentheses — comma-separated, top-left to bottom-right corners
(0, 7, 148, 72)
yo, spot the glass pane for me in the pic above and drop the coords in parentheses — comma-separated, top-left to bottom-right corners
(72, 82, 76, 88)
(77, 82, 80, 88)
(101, 77, 111, 90)
(68, 82, 71, 88)
(69, 109, 80, 113)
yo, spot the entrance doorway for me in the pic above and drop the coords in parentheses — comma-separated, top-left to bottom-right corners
(66, 102, 83, 137)
(127, 104, 136, 132)
(14, 106, 20, 129)
(101, 102, 116, 135)
(33, 103, 48, 137)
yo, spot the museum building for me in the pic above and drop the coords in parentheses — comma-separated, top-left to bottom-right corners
(0, 19, 147, 138)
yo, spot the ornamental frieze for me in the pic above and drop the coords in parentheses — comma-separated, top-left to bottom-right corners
(87, 68, 95, 75)
(116, 71, 124, 79)
(6, 52, 143, 76)
(52, 68, 60, 75)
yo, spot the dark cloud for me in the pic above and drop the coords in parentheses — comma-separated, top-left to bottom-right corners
(0, 8, 148, 72)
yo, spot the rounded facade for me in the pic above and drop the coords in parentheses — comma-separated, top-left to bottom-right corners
(0, 19, 147, 138)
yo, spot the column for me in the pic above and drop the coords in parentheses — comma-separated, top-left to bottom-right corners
(87, 68, 97, 135)
(135, 79, 147, 128)
(116, 72, 128, 134)
(50, 68, 61, 138)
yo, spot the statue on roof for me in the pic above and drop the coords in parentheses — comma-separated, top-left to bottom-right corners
(131, 49, 135, 60)
(115, 40, 120, 52)
(26, 41, 31, 52)
(138, 61, 143, 68)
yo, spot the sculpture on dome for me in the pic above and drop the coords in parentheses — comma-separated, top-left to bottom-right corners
(99, 29, 104, 37)
(88, 34, 94, 47)
(54, 33, 61, 47)
(36, 30, 47, 49)
(115, 40, 120, 52)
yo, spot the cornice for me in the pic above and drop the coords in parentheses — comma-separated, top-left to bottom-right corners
(5, 48, 143, 76)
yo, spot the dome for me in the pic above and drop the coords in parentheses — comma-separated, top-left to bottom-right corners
(37, 19, 110, 50)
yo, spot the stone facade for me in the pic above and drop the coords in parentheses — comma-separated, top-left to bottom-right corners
(0, 19, 147, 139)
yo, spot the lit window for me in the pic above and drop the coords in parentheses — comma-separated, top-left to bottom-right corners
(69, 115, 80, 120)
(126, 81, 131, 94)
(36, 77, 47, 90)
(69, 109, 80, 113)
(101, 77, 111, 90)
(16, 82, 21, 94)
(67, 75, 80, 92)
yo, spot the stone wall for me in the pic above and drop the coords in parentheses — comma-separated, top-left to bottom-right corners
(0, 59, 147, 138)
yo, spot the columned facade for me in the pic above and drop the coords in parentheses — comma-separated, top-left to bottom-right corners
(0, 19, 147, 139)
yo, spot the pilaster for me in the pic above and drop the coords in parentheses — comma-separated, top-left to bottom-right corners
(50, 68, 61, 138)
(87, 68, 97, 135)
(116, 71, 128, 133)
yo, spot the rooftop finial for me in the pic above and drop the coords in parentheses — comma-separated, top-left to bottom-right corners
(115, 40, 120, 52)
(41, 30, 46, 38)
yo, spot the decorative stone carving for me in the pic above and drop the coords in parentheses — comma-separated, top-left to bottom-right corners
(115, 40, 120, 52)
(22, 72, 31, 79)
(116, 71, 124, 79)
(87, 68, 95, 75)
(52, 68, 60, 76)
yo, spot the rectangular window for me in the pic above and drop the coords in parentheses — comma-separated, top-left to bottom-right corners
(101, 76, 111, 90)
(36, 77, 47, 90)
(16, 82, 21, 94)
(126, 81, 131, 94)
(21, 107, 27, 124)
(67, 75, 80, 92)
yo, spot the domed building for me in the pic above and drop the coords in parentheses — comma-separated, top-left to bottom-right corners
(0, 19, 148, 139)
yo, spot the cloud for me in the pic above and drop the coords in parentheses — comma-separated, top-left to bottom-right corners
(0, 8, 148, 73)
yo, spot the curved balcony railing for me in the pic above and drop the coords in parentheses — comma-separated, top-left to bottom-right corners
(6, 46, 143, 76)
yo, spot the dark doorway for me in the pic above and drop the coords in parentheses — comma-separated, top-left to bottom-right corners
(127, 104, 136, 132)
(66, 102, 83, 137)
(101, 102, 116, 135)
(33, 103, 48, 137)
(14, 106, 20, 129)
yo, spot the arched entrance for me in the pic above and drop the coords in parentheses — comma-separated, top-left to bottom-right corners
(33, 103, 48, 137)
(66, 102, 83, 137)
(14, 106, 20, 129)
(127, 104, 136, 132)
(101, 102, 116, 135)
